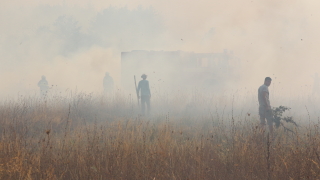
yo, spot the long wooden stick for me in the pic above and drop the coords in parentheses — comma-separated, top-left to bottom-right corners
(134, 75, 140, 105)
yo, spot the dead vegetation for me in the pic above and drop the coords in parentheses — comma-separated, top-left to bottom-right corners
(0, 92, 320, 179)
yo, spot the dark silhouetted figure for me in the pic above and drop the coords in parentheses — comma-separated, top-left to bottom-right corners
(38, 75, 49, 97)
(137, 74, 151, 115)
(103, 72, 114, 95)
(258, 77, 273, 138)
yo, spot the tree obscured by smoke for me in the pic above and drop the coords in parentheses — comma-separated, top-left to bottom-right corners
(35, 6, 164, 56)
(91, 6, 164, 50)
(53, 16, 84, 55)
(0, 5, 164, 96)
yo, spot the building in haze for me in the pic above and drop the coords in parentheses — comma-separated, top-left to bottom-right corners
(121, 50, 241, 93)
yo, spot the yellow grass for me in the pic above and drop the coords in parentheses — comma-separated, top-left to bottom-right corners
(0, 92, 319, 179)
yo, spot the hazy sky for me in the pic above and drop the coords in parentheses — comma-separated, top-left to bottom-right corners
(1, 0, 320, 97)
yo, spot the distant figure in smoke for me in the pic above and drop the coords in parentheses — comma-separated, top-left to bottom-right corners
(103, 72, 114, 95)
(258, 77, 273, 138)
(312, 73, 320, 95)
(137, 74, 151, 115)
(38, 75, 49, 97)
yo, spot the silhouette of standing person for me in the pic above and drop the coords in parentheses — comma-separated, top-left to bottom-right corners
(137, 74, 151, 115)
(103, 72, 114, 95)
(258, 77, 273, 138)
(38, 75, 49, 97)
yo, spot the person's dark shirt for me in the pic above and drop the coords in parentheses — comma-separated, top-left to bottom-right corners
(138, 79, 151, 96)
(38, 79, 49, 90)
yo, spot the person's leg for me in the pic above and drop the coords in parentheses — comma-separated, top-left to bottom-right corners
(266, 110, 274, 139)
(141, 96, 146, 115)
(259, 117, 266, 132)
(40, 89, 46, 98)
(259, 106, 267, 131)
(146, 96, 150, 115)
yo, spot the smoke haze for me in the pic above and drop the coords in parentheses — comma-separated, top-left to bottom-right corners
(1, 0, 320, 98)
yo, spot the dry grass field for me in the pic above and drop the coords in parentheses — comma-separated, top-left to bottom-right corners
(0, 91, 320, 180)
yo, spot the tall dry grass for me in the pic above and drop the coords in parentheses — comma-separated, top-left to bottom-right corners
(0, 91, 320, 179)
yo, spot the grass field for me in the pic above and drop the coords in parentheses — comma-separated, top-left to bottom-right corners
(0, 91, 320, 179)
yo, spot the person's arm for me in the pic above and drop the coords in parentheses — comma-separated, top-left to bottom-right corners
(147, 81, 151, 97)
(263, 91, 271, 110)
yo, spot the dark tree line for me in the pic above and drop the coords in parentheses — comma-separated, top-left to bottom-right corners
(36, 6, 164, 56)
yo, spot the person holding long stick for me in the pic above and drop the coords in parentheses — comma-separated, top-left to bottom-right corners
(137, 74, 151, 115)
(134, 75, 140, 105)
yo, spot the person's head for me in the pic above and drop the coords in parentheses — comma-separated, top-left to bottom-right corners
(41, 75, 46, 80)
(105, 72, 109, 76)
(264, 77, 272, 86)
(141, 74, 147, 79)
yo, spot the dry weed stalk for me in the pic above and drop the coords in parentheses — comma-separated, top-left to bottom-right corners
(0, 93, 319, 179)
